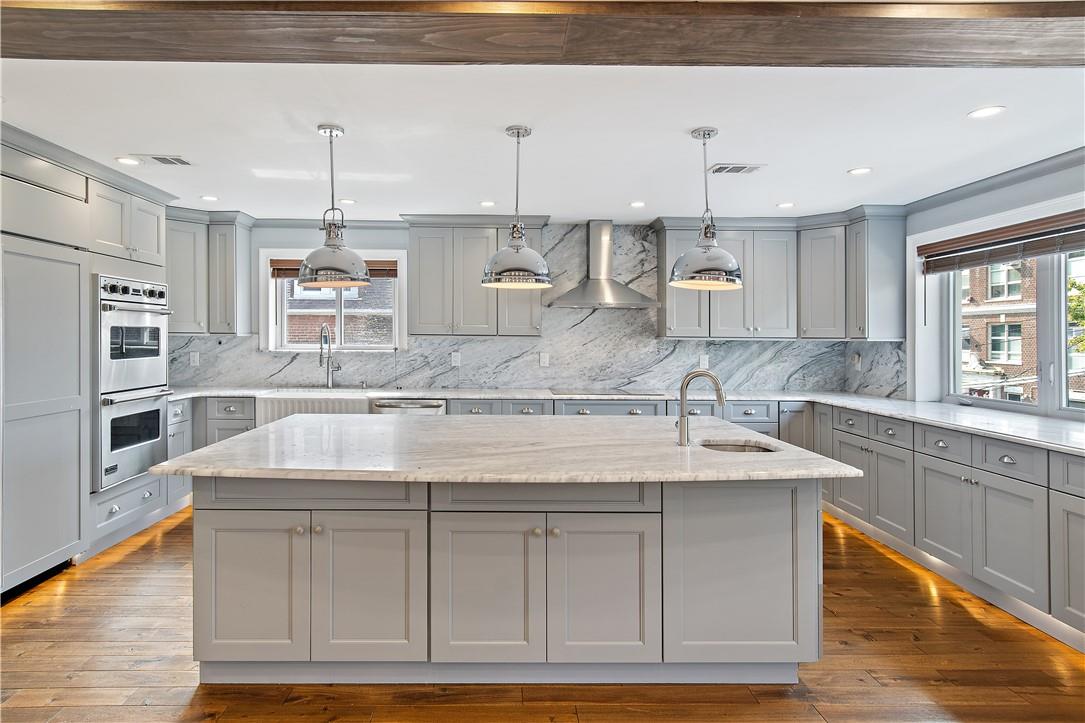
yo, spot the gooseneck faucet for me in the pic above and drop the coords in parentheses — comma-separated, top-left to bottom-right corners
(678, 369, 726, 446)
(318, 322, 341, 388)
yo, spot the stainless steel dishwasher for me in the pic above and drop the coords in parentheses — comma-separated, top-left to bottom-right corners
(370, 399, 447, 415)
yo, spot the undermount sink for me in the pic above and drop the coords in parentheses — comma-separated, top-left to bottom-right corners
(698, 441, 778, 453)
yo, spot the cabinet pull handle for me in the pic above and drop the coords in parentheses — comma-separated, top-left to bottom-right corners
(885, 428, 895, 436)
(312, 525, 323, 535)
(168, 432, 175, 439)
(628, 408, 642, 415)
(294, 526, 306, 536)
(224, 405, 237, 413)
(743, 409, 755, 416)
(960, 475, 969, 482)
(142, 490, 152, 499)
(998, 454, 1017, 465)
(550, 528, 561, 537)
(520, 407, 535, 415)
(935, 439, 949, 448)
(109, 504, 120, 514)
(845, 418, 854, 425)
(470, 407, 483, 414)
(688, 409, 701, 416)
(531, 527, 543, 537)
(173, 408, 183, 417)
(577, 408, 591, 415)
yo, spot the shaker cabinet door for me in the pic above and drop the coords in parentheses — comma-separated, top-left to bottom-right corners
(751, 230, 797, 337)
(205, 419, 254, 445)
(430, 512, 546, 662)
(193, 509, 311, 661)
(661, 229, 709, 337)
(914, 454, 973, 573)
(779, 402, 813, 451)
(498, 226, 543, 336)
(166, 220, 209, 334)
(1050, 491, 1085, 632)
(452, 227, 498, 335)
(407, 227, 454, 334)
(128, 196, 167, 266)
(868, 439, 914, 544)
(708, 232, 752, 338)
(799, 226, 846, 338)
(813, 404, 835, 503)
(87, 179, 130, 260)
(845, 220, 869, 339)
(832, 431, 870, 521)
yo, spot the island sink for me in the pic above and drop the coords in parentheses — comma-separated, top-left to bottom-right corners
(697, 441, 777, 453)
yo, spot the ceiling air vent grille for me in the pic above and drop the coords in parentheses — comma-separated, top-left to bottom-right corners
(134, 154, 192, 166)
(708, 163, 764, 175)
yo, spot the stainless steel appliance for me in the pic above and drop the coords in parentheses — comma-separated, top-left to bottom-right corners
(95, 274, 171, 492)
(370, 399, 446, 415)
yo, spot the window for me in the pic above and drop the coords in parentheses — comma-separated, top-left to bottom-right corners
(988, 262, 1022, 300)
(988, 323, 1023, 364)
(960, 270, 971, 303)
(1065, 250, 1085, 409)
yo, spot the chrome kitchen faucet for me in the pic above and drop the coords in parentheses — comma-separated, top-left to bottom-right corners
(677, 369, 726, 446)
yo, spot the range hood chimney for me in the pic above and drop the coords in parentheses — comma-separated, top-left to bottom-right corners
(548, 220, 659, 309)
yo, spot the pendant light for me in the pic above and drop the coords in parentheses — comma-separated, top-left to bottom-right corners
(298, 124, 370, 288)
(481, 125, 552, 289)
(668, 127, 742, 290)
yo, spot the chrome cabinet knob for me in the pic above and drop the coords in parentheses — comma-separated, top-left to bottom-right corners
(109, 504, 120, 514)
(688, 409, 701, 416)
(224, 405, 237, 413)
(628, 408, 642, 415)
(577, 408, 591, 415)
(294, 526, 305, 536)
(531, 527, 543, 537)
(845, 418, 855, 426)
(885, 428, 895, 436)
(520, 407, 534, 415)
(173, 408, 182, 417)
(550, 528, 561, 537)
(743, 409, 755, 416)
(312, 525, 323, 535)
(470, 407, 483, 414)
(168, 432, 176, 439)
(960, 475, 969, 482)
(998, 454, 1017, 465)
(935, 439, 949, 448)
(142, 490, 152, 499)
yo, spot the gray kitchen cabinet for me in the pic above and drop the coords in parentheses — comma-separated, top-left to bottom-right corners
(708, 231, 753, 338)
(736, 422, 779, 439)
(166, 219, 209, 334)
(813, 403, 835, 503)
(208, 219, 253, 335)
(663, 479, 819, 662)
(206, 419, 255, 445)
(914, 453, 973, 573)
(208, 397, 257, 420)
(750, 230, 798, 337)
(971, 435, 1049, 487)
(310, 510, 428, 661)
(557, 400, 666, 417)
(845, 217, 906, 340)
(723, 400, 779, 424)
(1050, 490, 1085, 632)
(452, 227, 498, 335)
(832, 430, 870, 521)
(497, 226, 543, 336)
(87, 179, 130, 260)
(833, 407, 869, 436)
(546, 513, 662, 663)
(656, 227, 709, 337)
(799, 226, 846, 338)
(128, 195, 167, 266)
(407, 226, 455, 334)
(430, 512, 547, 663)
(166, 419, 194, 503)
(92, 473, 165, 539)
(915, 424, 972, 466)
(970, 468, 1048, 611)
(1, 147, 89, 247)
(870, 415, 913, 449)
(193, 509, 311, 661)
(448, 399, 502, 416)
(666, 400, 721, 418)
(169, 398, 192, 425)
(502, 400, 553, 416)
(868, 438, 915, 544)
(1051, 451, 1085, 498)
(1, 236, 90, 591)
(779, 402, 813, 451)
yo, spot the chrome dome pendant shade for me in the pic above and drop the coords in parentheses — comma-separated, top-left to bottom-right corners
(669, 127, 742, 291)
(481, 125, 553, 289)
(298, 124, 371, 288)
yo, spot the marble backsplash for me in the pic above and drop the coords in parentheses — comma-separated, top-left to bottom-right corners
(169, 223, 907, 397)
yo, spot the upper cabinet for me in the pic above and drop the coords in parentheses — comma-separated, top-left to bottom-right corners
(846, 217, 906, 340)
(208, 221, 252, 335)
(799, 226, 846, 338)
(88, 180, 167, 266)
(654, 220, 796, 339)
(405, 216, 547, 337)
(166, 219, 209, 334)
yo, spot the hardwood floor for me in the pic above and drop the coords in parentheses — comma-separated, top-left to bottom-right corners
(2, 508, 1082, 722)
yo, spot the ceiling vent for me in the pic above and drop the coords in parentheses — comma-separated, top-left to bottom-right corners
(708, 163, 764, 175)
(134, 154, 192, 166)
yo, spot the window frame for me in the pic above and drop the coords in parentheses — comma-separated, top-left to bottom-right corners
(986, 262, 1022, 301)
(987, 322, 1023, 365)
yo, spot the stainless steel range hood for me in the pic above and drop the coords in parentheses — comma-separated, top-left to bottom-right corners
(548, 220, 659, 309)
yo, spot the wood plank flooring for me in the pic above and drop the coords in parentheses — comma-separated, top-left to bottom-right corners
(2, 509, 1083, 722)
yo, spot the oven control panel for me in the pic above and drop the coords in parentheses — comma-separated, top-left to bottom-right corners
(99, 275, 168, 306)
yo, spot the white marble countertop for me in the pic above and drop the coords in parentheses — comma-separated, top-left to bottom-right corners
(167, 386, 1084, 455)
(151, 414, 861, 484)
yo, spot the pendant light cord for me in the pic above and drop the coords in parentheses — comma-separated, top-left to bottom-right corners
(328, 132, 337, 212)
(514, 132, 522, 228)
(701, 133, 713, 228)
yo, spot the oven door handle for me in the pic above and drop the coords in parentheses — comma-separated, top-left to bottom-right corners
(101, 302, 173, 315)
(101, 389, 173, 406)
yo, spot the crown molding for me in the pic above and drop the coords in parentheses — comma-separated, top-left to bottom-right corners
(400, 213, 550, 229)
(251, 218, 408, 230)
(165, 206, 211, 223)
(208, 210, 256, 229)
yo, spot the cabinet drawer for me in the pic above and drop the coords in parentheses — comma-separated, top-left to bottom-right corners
(832, 407, 868, 436)
(557, 400, 665, 417)
(666, 400, 721, 418)
(448, 399, 501, 415)
(168, 398, 192, 424)
(870, 415, 912, 449)
(431, 482, 661, 512)
(195, 477, 427, 510)
(724, 401, 778, 424)
(914, 424, 972, 466)
(734, 422, 779, 439)
(1051, 452, 1085, 498)
(972, 436, 1048, 487)
(94, 474, 164, 536)
(207, 397, 255, 420)
(502, 400, 553, 416)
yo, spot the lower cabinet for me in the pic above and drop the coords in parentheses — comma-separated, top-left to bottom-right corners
(779, 402, 813, 451)
(206, 418, 254, 445)
(166, 419, 193, 503)
(914, 454, 974, 571)
(832, 430, 870, 521)
(429, 512, 662, 663)
(194, 509, 427, 662)
(1050, 491, 1085, 632)
(813, 403, 834, 504)
(868, 438, 915, 544)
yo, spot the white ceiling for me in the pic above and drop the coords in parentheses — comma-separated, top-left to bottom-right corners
(1, 61, 1082, 223)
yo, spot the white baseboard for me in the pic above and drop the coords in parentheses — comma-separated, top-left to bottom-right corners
(73, 496, 191, 564)
(822, 502, 1085, 653)
(199, 661, 798, 685)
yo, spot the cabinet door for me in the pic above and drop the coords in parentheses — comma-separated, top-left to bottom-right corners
(663, 480, 820, 662)
(498, 226, 543, 336)
(546, 513, 662, 663)
(971, 469, 1049, 610)
(708, 231, 752, 338)
(206, 419, 254, 445)
(430, 512, 546, 662)
(193, 509, 311, 661)
(502, 400, 554, 416)
(128, 196, 167, 266)
(661, 229, 709, 337)
(447, 399, 501, 416)
(166, 420, 193, 503)
(799, 226, 845, 338)
(207, 224, 237, 333)
(914, 454, 973, 572)
(832, 431, 870, 521)
(752, 230, 797, 337)
(779, 402, 813, 450)
(452, 227, 497, 335)
(1050, 491, 1085, 632)
(311, 510, 428, 661)
(87, 180, 130, 260)
(846, 220, 868, 339)
(166, 220, 209, 334)
(407, 227, 454, 334)
(868, 439, 914, 544)
(813, 404, 835, 503)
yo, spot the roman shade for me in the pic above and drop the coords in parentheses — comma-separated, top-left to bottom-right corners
(271, 258, 397, 279)
(918, 209, 1085, 275)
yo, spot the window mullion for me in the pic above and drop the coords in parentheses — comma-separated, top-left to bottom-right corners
(336, 289, 345, 347)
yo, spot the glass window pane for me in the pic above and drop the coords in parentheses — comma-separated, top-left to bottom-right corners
(1066, 251, 1085, 409)
(282, 278, 336, 346)
(342, 278, 396, 348)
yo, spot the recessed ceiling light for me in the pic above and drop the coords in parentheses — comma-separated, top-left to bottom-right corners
(629, 201, 646, 209)
(115, 157, 140, 166)
(967, 105, 1006, 119)
(847, 167, 873, 176)
(479, 200, 496, 208)
(776, 202, 795, 209)
(200, 195, 218, 202)
(338, 198, 356, 205)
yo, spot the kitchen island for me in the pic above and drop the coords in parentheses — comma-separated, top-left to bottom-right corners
(153, 413, 861, 684)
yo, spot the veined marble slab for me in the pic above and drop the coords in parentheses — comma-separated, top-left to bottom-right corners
(151, 414, 861, 484)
